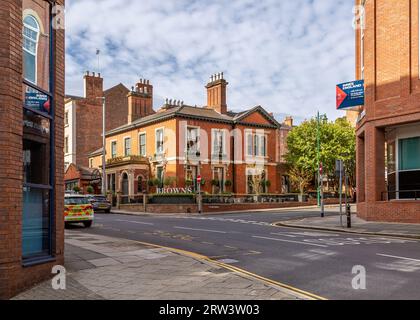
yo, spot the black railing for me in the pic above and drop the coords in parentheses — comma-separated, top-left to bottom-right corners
(382, 190, 420, 201)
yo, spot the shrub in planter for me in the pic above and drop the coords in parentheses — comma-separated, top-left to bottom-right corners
(147, 180, 155, 187)
(224, 180, 232, 188)
(265, 180, 271, 188)
(73, 186, 81, 193)
(163, 176, 176, 187)
(149, 193, 195, 204)
(211, 179, 220, 187)
(86, 185, 94, 194)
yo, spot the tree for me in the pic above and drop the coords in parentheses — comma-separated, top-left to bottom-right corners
(285, 115, 356, 193)
(288, 165, 313, 198)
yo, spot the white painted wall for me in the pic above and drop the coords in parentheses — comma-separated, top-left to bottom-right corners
(64, 100, 77, 170)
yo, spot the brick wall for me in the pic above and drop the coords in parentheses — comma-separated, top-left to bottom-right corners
(0, 0, 65, 299)
(355, 0, 420, 223)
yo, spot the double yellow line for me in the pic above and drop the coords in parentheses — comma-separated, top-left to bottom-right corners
(134, 239, 327, 301)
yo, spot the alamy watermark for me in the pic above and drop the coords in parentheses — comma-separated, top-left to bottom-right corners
(352, 265, 366, 290)
(352, 5, 365, 30)
(52, 5, 66, 30)
(51, 265, 66, 290)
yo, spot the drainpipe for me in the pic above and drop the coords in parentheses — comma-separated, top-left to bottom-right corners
(232, 125, 236, 194)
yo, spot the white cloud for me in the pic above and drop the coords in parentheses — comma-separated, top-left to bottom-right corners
(65, 0, 356, 122)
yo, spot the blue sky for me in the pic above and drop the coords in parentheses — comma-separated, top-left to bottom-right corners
(65, 0, 356, 123)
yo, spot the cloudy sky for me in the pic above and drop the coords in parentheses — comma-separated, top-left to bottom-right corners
(65, 0, 356, 123)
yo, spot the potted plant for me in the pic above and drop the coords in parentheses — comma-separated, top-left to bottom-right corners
(224, 180, 232, 188)
(86, 185, 94, 194)
(211, 179, 220, 187)
(73, 186, 81, 194)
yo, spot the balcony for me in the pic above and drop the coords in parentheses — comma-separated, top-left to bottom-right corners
(106, 155, 149, 168)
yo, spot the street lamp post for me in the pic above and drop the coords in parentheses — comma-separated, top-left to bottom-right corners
(101, 97, 106, 196)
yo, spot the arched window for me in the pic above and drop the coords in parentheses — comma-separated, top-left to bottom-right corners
(23, 15, 40, 84)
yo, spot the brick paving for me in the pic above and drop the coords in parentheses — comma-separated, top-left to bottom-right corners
(13, 231, 304, 300)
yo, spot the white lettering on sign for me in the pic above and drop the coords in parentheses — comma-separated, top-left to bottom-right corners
(156, 187, 194, 194)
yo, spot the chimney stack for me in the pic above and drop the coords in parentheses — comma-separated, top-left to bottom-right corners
(83, 71, 103, 104)
(127, 78, 155, 124)
(283, 116, 294, 128)
(206, 72, 228, 114)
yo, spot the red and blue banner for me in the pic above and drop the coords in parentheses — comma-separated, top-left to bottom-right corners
(336, 80, 365, 110)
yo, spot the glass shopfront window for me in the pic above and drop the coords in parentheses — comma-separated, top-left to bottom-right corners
(22, 2, 54, 263)
(398, 137, 420, 199)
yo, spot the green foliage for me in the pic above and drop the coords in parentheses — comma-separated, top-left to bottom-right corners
(224, 180, 232, 187)
(163, 176, 176, 187)
(86, 185, 94, 194)
(211, 179, 220, 186)
(73, 186, 81, 193)
(286, 115, 356, 178)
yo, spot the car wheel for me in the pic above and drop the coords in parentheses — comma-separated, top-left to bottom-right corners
(83, 221, 93, 228)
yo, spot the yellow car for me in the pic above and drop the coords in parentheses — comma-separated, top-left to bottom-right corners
(64, 195, 94, 228)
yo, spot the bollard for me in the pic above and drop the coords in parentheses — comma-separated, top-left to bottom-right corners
(346, 203, 351, 228)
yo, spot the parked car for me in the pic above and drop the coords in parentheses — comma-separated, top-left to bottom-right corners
(87, 195, 112, 213)
(64, 195, 94, 228)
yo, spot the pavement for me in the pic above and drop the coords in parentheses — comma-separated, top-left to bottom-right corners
(13, 231, 304, 300)
(275, 214, 420, 239)
(74, 208, 420, 300)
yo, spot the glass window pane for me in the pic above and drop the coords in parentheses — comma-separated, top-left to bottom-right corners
(24, 51, 36, 84)
(23, 110, 51, 185)
(24, 15, 39, 30)
(399, 137, 420, 171)
(22, 187, 50, 259)
(22, 11, 50, 91)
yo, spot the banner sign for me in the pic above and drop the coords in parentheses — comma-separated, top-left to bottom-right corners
(156, 187, 194, 194)
(336, 80, 364, 110)
(25, 92, 51, 113)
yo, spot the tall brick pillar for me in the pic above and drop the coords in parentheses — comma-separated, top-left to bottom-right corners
(356, 133, 366, 203)
(0, 0, 65, 299)
(365, 124, 386, 202)
(0, 0, 24, 300)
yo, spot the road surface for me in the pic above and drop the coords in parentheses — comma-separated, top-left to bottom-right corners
(71, 207, 420, 300)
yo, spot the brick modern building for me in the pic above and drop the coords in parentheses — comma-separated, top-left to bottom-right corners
(89, 73, 292, 199)
(355, 0, 420, 222)
(0, 0, 65, 299)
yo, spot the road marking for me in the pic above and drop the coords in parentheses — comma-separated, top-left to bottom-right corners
(116, 219, 154, 226)
(217, 259, 239, 264)
(243, 250, 262, 256)
(103, 238, 326, 300)
(252, 236, 328, 247)
(270, 232, 298, 238)
(174, 226, 227, 234)
(224, 245, 238, 250)
(201, 241, 215, 245)
(377, 254, 420, 263)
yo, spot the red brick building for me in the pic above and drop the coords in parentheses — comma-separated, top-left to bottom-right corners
(355, 0, 420, 222)
(90, 74, 292, 198)
(64, 73, 155, 170)
(64, 164, 102, 194)
(0, 0, 65, 298)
